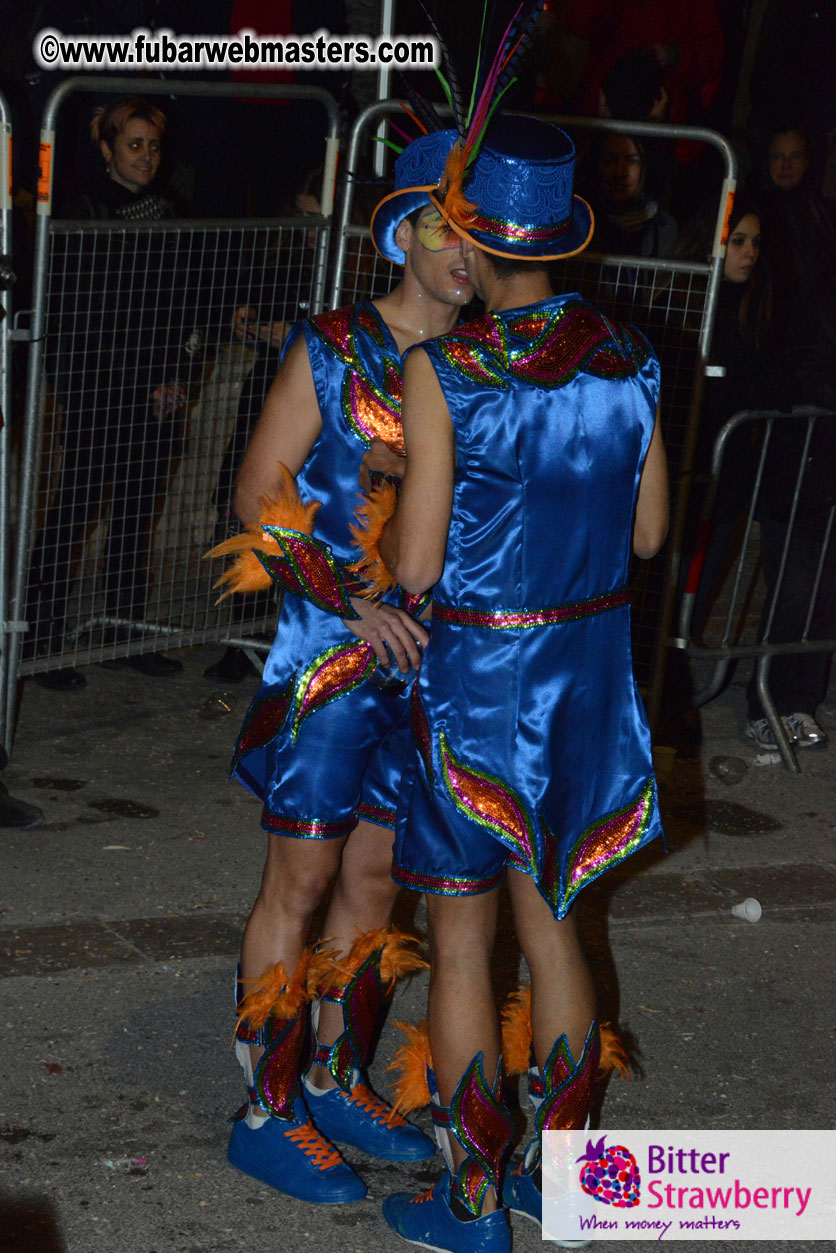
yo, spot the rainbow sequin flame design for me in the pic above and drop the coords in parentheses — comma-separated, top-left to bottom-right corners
(449, 1055, 514, 1216)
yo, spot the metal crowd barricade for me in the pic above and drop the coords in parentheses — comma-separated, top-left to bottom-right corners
(7, 77, 339, 726)
(331, 105, 736, 729)
(675, 408, 836, 772)
(0, 91, 14, 751)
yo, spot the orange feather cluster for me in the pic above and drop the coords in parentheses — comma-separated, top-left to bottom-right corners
(437, 142, 478, 231)
(500, 988, 632, 1081)
(599, 1022, 632, 1081)
(235, 948, 315, 1037)
(205, 462, 321, 602)
(386, 1019, 433, 1113)
(500, 985, 533, 1077)
(349, 480, 399, 598)
(310, 927, 428, 995)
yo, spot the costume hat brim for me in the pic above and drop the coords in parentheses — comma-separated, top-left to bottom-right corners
(429, 191, 594, 262)
(370, 186, 438, 266)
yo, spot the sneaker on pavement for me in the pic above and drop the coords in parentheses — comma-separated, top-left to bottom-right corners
(305, 1075, 435, 1161)
(787, 712, 828, 749)
(383, 1173, 511, 1253)
(744, 717, 793, 750)
(227, 1095, 366, 1203)
(503, 1157, 591, 1248)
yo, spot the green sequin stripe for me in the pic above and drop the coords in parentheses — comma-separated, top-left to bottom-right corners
(289, 641, 378, 743)
(340, 366, 401, 448)
(560, 778, 657, 912)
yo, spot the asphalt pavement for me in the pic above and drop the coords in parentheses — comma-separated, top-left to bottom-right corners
(1, 646, 834, 1253)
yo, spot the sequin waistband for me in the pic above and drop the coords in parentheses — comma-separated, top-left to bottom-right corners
(432, 587, 630, 630)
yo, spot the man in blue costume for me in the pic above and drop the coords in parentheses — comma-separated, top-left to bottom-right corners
(359, 116, 669, 1251)
(212, 130, 474, 1204)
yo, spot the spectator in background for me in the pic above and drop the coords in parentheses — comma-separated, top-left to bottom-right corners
(204, 168, 323, 683)
(751, 124, 836, 322)
(684, 202, 788, 635)
(586, 132, 678, 259)
(26, 97, 202, 689)
(744, 262, 836, 752)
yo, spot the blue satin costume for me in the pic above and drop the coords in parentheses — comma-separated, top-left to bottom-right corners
(394, 294, 663, 918)
(231, 301, 414, 838)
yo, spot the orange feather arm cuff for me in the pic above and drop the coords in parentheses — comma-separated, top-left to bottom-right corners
(349, 480, 399, 599)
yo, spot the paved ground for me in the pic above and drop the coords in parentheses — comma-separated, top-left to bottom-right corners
(1, 646, 835, 1252)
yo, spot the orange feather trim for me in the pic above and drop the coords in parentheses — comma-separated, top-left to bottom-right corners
(309, 927, 428, 996)
(599, 1022, 631, 1081)
(235, 947, 315, 1038)
(205, 462, 321, 603)
(349, 481, 399, 598)
(500, 985, 533, 1077)
(437, 142, 477, 230)
(386, 1019, 433, 1113)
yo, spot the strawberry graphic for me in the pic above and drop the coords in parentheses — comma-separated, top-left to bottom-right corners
(576, 1136, 641, 1207)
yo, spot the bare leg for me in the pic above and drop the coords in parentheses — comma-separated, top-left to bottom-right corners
(240, 832, 346, 1113)
(427, 889, 501, 1212)
(308, 820, 402, 1091)
(507, 868, 596, 1066)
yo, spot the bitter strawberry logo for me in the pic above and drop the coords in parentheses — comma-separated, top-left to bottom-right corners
(576, 1136, 641, 1207)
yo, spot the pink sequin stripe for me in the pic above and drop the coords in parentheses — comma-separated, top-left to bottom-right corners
(393, 864, 505, 895)
(261, 811, 354, 838)
(356, 800, 396, 828)
(433, 587, 630, 630)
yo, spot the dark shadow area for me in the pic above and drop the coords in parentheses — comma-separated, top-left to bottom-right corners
(0, 1193, 66, 1252)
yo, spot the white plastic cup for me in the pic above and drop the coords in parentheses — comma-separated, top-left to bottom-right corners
(731, 897, 762, 922)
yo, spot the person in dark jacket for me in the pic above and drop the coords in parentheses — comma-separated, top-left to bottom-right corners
(27, 97, 202, 688)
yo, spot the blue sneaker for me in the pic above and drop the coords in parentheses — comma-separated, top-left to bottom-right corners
(503, 1157, 591, 1249)
(227, 1096, 367, 1203)
(305, 1075, 435, 1161)
(383, 1174, 510, 1253)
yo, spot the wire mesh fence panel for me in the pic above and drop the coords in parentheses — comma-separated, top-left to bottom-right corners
(20, 216, 328, 675)
(8, 78, 340, 698)
(332, 106, 734, 705)
(676, 408, 836, 770)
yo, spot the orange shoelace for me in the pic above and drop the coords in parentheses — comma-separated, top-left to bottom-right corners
(349, 1083, 407, 1128)
(284, 1119, 343, 1170)
(409, 1188, 435, 1204)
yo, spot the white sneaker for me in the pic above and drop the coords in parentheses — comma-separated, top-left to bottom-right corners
(787, 712, 828, 749)
(744, 717, 795, 750)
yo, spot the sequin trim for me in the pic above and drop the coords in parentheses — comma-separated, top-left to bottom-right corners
(434, 299, 652, 392)
(440, 735, 537, 873)
(536, 1022, 601, 1135)
(356, 800, 396, 828)
(433, 587, 630, 629)
(290, 640, 377, 742)
(392, 863, 505, 896)
(261, 811, 355, 838)
(259, 527, 359, 619)
(230, 680, 293, 775)
(410, 685, 434, 788)
(561, 779, 657, 912)
(467, 208, 571, 243)
(449, 1055, 514, 1216)
(309, 303, 403, 450)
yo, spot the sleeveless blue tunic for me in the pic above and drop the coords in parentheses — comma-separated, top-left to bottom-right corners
(393, 293, 663, 917)
(231, 301, 413, 838)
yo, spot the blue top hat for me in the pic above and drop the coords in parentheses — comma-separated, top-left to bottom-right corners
(370, 129, 459, 265)
(432, 115, 593, 261)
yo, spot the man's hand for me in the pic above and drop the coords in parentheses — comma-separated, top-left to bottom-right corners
(359, 438, 406, 493)
(342, 596, 429, 671)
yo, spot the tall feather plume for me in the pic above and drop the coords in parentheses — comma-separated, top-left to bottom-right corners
(401, 80, 444, 137)
(436, 0, 546, 227)
(417, 0, 467, 138)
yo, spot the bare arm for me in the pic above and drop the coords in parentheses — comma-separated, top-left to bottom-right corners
(233, 335, 322, 524)
(380, 349, 455, 594)
(633, 402, 669, 559)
